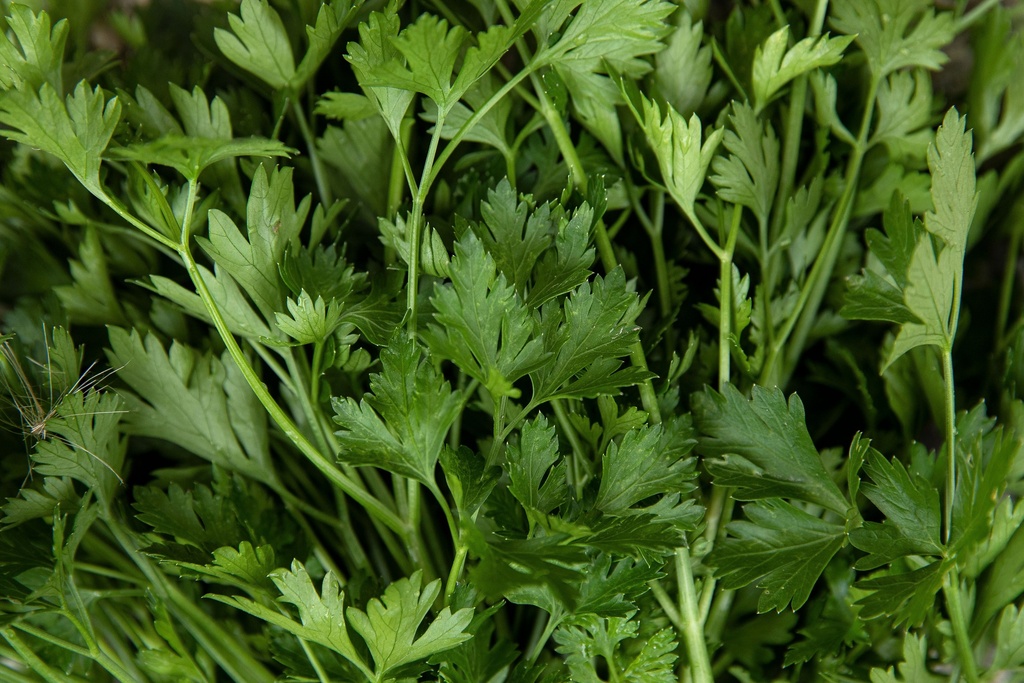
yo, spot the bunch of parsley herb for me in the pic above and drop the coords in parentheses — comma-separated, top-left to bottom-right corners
(1, 0, 1024, 680)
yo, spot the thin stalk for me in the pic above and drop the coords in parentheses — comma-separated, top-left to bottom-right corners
(718, 207, 743, 390)
(405, 479, 438, 581)
(1, 629, 89, 683)
(11, 623, 91, 659)
(291, 99, 333, 207)
(175, 180, 405, 535)
(387, 118, 413, 228)
(104, 519, 275, 683)
(526, 611, 562, 664)
(98, 191, 178, 252)
(297, 635, 330, 683)
(551, 399, 587, 496)
(309, 341, 325, 409)
(651, 216, 672, 321)
(762, 74, 880, 387)
(0, 656, 50, 683)
(994, 207, 1023, 352)
(956, 0, 1002, 32)
(648, 577, 684, 632)
(405, 114, 446, 336)
(943, 572, 979, 683)
(676, 548, 713, 683)
(942, 348, 957, 545)
(426, 67, 536, 190)
(444, 540, 469, 605)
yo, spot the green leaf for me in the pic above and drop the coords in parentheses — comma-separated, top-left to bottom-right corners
(654, 12, 711, 115)
(293, 2, 360, 90)
(710, 101, 779, 227)
(470, 180, 553, 295)
(30, 390, 126, 502)
(629, 94, 722, 222)
(346, 10, 414, 140)
(106, 328, 273, 482)
(0, 81, 120, 196)
(871, 70, 933, 157)
(0, 5, 67, 91)
(424, 233, 546, 399)
(693, 384, 849, 515)
(333, 334, 462, 486)
(362, 14, 465, 110)
(107, 135, 293, 183)
(555, 615, 677, 683)
(529, 268, 650, 403)
(318, 117, 393, 222)
(752, 26, 854, 114)
(143, 262, 272, 340)
(275, 290, 345, 345)
(831, 0, 955, 77)
(280, 243, 366, 304)
(337, 273, 404, 345)
(925, 108, 978, 257)
(712, 499, 847, 612)
(507, 415, 570, 516)
(134, 482, 241, 554)
(867, 193, 924, 290)
(53, 227, 127, 326)
(539, 0, 674, 76)
(855, 561, 945, 626)
(869, 633, 943, 682)
(379, 213, 451, 278)
(172, 542, 278, 595)
(575, 554, 663, 616)
(842, 269, 921, 325)
(201, 165, 309, 316)
(970, 8, 1024, 163)
(526, 204, 595, 309)
(469, 534, 587, 610)
(595, 418, 696, 515)
(439, 446, 500, 519)
(347, 570, 474, 678)
(886, 235, 955, 365)
(849, 446, 943, 569)
(214, 0, 295, 91)
(991, 604, 1024, 673)
(2, 477, 79, 527)
(211, 561, 370, 676)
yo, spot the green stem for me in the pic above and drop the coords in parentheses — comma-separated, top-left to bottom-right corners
(718, 207, 743, 391)
(552, 398, 588, 497)
(995, 203, 1024, 352)
(404, 110, 448, 336)
(387, 118, 413, 223)
(426, 66, 535, 192)
(943, 571, 979, 683)
(105, 518, 276, 683)
(175, 180, 405, 535)
(648, 578, 684, 632)
(291, 99, 333, 207)
(12, 623, 91, 659)
(762, 74, 880, 387)
(942, 348, 957, 546)
(1, 629, 89, 683)
(676, 548, 713, 683)
(0, 653, 49, 683)
(526, 611, 562, 664)
(444, 541, 469, 605)
(650, 217, 672, 321)
(956, 0, 1001, 32)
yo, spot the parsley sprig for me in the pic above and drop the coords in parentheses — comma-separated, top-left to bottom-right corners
(2, 1, 1024, 681)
